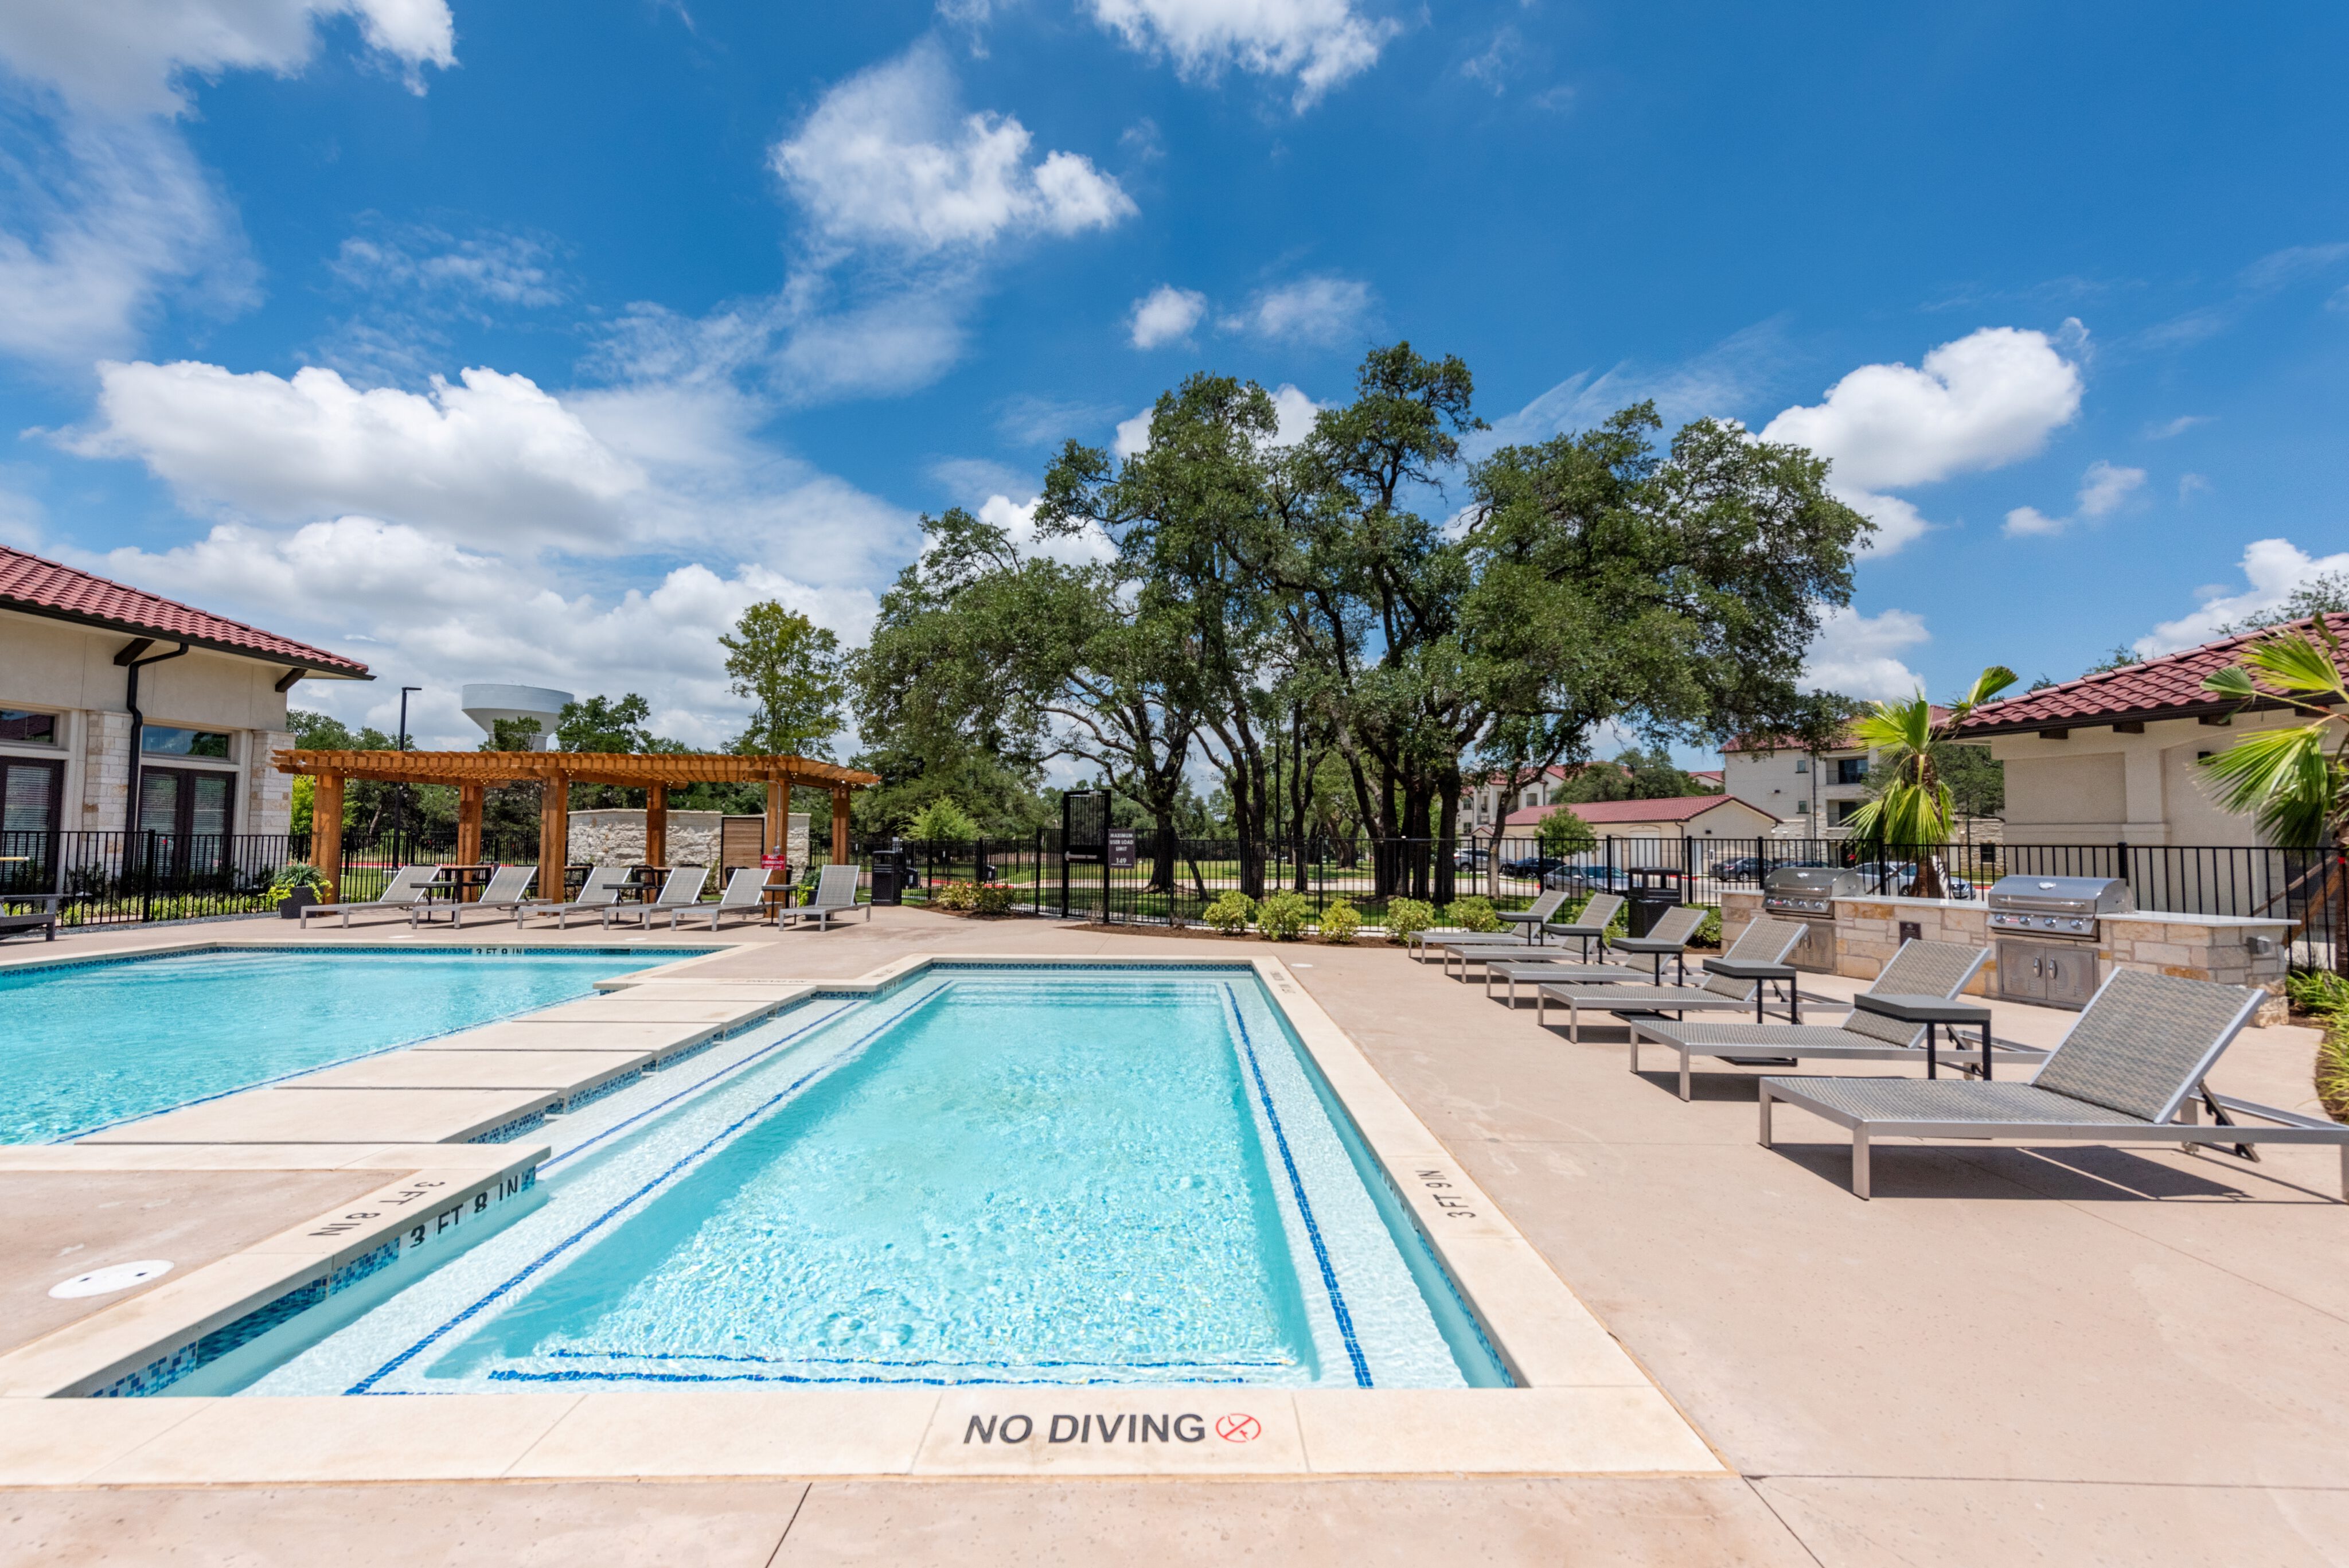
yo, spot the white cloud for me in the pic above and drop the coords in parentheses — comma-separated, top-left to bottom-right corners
(0, 0, 454, 116)
(1269, 382, 1319, 445)
(1760, 325, 2084, 557)
(1479, 318, 1790, 455)
(1802, 605, 1930, 702)
(1222, 275, 1373, 345)
(81, 517, 873, 750)
(976, 493, 1118, 567)
(1114, 407, 1154, 459)
(0, 116, 255, 367)
(1998, 458, 2144, 539)
(2075, 458, 2143, 518)
(770, 40, 1133, 256)
(331, 226, 564, 309)
(1129, 283, 1207, 349)
(2146, 414, 2211, 440)
(1086, 0, 1396, 110)
(2136, 538, 2349, 656)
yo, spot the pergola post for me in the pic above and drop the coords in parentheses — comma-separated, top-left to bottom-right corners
(311, 773, 345, 902)
(766, 774, 786, 864)
(832, 786, 850, 865)
(645, 783, 668, 869)
(456, 784, 483, 888)
(539, 767, 569, 900)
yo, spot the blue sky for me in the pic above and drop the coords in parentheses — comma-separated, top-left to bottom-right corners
(2, 1, 2346, 756)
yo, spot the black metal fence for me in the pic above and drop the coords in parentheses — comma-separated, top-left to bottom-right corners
(8, 824, 2339, 972)
(844, 832, 2348, 974)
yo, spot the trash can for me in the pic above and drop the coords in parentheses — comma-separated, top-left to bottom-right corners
(868, 848, 904, 906)
(1624, 880, 1682, 938)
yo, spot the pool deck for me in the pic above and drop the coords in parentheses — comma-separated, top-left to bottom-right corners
(1, 908, 2345, 1563)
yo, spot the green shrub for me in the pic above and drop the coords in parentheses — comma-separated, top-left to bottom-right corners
(1257, 890, 1312, 941)
(2320, 1019, 2349, 1124)
(266, 863, 329, 906)
(1318, 902, 1361, 944)
(907, 797, 979, 845)
(1694, 907, 1723, 948)
(1384, 897, 1437, 943)
(1203, 891, 1256, 934)
(2286, 970, 2349, 1019)
(1445, 895, 1501, 934)
(973, 881, 1016, 915)
(932, 879, 978, 911)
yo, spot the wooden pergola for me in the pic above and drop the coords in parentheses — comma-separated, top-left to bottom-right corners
(273, 750, 879, 902)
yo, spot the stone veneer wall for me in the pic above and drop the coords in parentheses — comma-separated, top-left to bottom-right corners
(1720, 890, 2289, 1024)
(245, 727, 294, 836)
(76, 710, 130, 830)
(565, 809, 809, 869)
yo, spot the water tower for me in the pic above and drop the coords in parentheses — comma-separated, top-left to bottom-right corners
(461, 684, 572, 750)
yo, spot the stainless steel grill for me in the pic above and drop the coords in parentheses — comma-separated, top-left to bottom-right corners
(1984, 874, 2132, 942)
(1761, 866, 1870, 915)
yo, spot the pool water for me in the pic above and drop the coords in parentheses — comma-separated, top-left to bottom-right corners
(0, 947, 694, 1143)
(230, 965, 1509, 1393)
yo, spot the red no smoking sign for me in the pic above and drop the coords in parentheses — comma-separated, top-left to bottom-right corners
(1215, 1413, 1261, 1444)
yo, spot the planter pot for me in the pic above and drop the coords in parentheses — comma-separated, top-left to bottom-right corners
(279, 889, 318, 920)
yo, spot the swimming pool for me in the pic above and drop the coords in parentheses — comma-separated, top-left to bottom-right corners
(0, 946, 706, 1143)
(210, 964, 1509, 1394)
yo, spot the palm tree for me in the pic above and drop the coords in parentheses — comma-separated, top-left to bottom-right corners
(2198, 619, 2349, 847)
(1841, 666, 2019, 897)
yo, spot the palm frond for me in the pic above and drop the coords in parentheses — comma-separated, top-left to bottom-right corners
(2202, 666, 2261, 701)
(1956, 665, 2019, 711)
(2197, 726, 2343, 847)
(2241, 634, 2349, 703)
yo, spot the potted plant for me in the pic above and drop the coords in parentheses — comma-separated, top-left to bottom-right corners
(268, 863, 330, 919)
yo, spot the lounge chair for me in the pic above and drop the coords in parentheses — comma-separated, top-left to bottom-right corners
(1492, 888, 1571, 943)
(670, 868, 776, 930)
(0, 894, 67, 942)
(518, 865, 630, 929)
(600, 865, 711, 929)
(1481, 906, 1710, 1004)
(411, 864, 536, 929)
(1545, 892, 1625, 961)
(1628, 939, 2050, 1099)
(299, 864, 441, 930)
(1759, 968, 2349, 1200)
(1535, 915, 1808, 1040)
(785, 863, 869, 929)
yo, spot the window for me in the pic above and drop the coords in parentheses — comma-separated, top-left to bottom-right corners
(1, 758, 63, 891)
(1796, 799, 1810, 814)
(141, 726, 233, 760)
(1793, 756, 1809, 774)
(0, 709, 60, 747)
(1836, 757, 1868, 785)
(1831, 798, 1866, 824)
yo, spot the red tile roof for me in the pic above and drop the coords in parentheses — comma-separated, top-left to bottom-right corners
(0, 544, 369, 678)
(1504, 795, 1776, 828)
(1958, 614, 2349, 735)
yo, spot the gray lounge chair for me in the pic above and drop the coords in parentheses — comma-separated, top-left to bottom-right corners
(1759, 968, 2349, 1200)
(1535, 915, 1808, 1040)
(518, 864, 631, 929)
(1492, 888, 1571, 943)
(1628, 939, 2050, 1099)
(786, 863, 869, 929)
(670, 867, 775, 930)
(299, 864, 441, 930)
(1545, 891, 1625, 961)
(1482, 906, 1710, 1004)
(410, 864, 536, 929)
(601, 865, 710, 929)
(0, 894, 68, 942)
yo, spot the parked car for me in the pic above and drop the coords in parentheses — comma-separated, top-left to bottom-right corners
(1711, 856, 1768, 883)
(1499, 855, 1571, 880)
(1453, 844, 1492, 869)
(1849, 860, 1917, 890)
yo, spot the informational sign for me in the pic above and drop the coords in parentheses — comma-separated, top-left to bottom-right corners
(760, 851, 787, 870)
(1106, 828, 1137, 869)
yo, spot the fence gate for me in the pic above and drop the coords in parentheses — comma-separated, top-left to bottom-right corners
(1060, 789, 1109, 919)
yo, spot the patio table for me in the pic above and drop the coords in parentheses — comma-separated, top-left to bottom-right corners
(424, 864, 494, 904)
(1700, 957, 1805, 1025)
(1849, 992, 1995, 1079)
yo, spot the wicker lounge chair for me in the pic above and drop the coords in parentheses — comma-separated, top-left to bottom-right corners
(410, 864, 536, 929)
(299, 864, 441, 930)
(1627, 939, 2048, 1099)
(1535, 915, 1807, 1040)
(786, 863, 869, 929)
(518, 864, 631, 929)
(1759, 968, 2349, 1200)
(670, 867, 775, 930)
(600, 865, 710, 929)
(1481, 906, 1710, 1003)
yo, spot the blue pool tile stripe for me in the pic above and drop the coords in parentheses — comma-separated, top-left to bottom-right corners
(1220, 984, 1373, 1389)
(349, 982, 957, 1394)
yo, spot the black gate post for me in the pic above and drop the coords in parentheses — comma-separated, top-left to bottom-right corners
(140, 828, 157, 923)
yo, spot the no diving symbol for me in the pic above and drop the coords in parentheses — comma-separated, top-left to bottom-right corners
(1215, 1413, 1261, 1444)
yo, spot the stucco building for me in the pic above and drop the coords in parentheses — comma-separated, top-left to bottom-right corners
(0, 545, 370, 852)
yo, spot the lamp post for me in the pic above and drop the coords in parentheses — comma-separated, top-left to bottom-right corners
(395, 687, 420, 846)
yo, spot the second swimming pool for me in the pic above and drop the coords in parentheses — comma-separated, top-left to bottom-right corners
(210, 964, 1510, 1394)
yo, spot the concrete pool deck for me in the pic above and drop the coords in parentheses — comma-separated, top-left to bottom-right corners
(1, 908, 2345, 1563)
